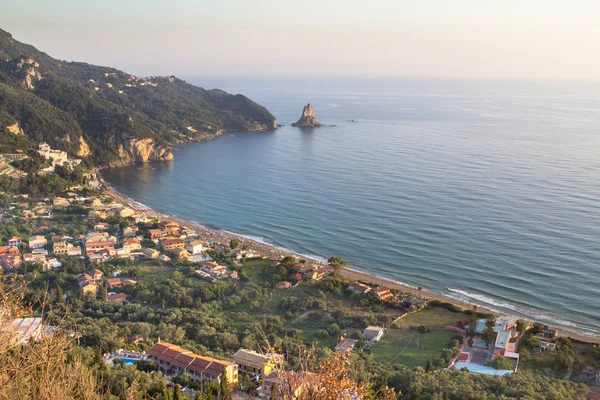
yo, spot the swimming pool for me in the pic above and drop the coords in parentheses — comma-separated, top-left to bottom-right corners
(117, 357, 140, 364)
(474, 340, 486, 347)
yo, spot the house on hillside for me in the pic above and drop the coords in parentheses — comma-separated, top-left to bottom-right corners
(233, 349, 278, 376)
(185, 240, 203, 255)
(348, 281, 372, 295)
(372, 286, 394, 302)
(28, 235, 47, 249)
(7, 236, 22, 247)
(363, 326, 385, 343)
(335, 338, 358, 352)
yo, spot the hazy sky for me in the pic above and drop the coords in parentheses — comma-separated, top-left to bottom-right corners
(1, 0, 599, 80)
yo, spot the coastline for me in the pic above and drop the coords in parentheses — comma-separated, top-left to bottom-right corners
(97, 172, 600, 345)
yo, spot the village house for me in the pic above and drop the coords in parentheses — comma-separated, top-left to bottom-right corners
(143, 247, 160, 259)
(261, 370, 318, 399)
(85, 232, 116, 244)
(158, 220, 180, 233)
(81, 282, 98, 296)
(201, 261, 228, 277)
(372, 285, 394, 302)
(276, 281, 292, 289)
(335, 338, 358, 352)
(7, 236, 22, 247)
(122, 238, 141, 251)
(94, 222, 109, 231)
(23, 252, 46, 264)
(305, 267, 328, 281)
(115, 248, 131, 259)
(185, 240, 203, 255)
(67, 245, 82, 256)
(77, 273, 94, 287)
(52, 241, 70, 255)
(148, 341, 238, 384)
(348, 281, 372, 295)
(0, 252, 22, 270)
(122, 226, 138, 238)
(85, 240, 115, 255)
(107, 292, 128, 303)
(162, 238, 185, 252)
(28, 235, 47, 249)
(106, 277, 137, 290)
(106, 277, 123, 289)
(148, 229, 166, 240)
(363, 326, 385, 343)
(233, 349, 278, 377)
(172, 248, 190, 261)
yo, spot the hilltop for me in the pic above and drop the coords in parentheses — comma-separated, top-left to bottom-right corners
(0, 28, 276, 167)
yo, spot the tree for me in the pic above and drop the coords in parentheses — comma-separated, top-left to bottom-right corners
(99, 284, 108, 302)
(516, 319, 527, 334)
(174, 384, 183, 400)
(56, 285, 63, 303)
(327, 256, 347, 275)
(425, 360, 433, 372)
(194, 390, 205, 400)
(219, 373, 231, 400)
(229, 239, 239, 249)
(270, 382, 279, 400)
(486, 356, 513, 370)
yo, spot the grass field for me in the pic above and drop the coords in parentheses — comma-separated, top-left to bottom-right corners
(372, 308, 461, 368)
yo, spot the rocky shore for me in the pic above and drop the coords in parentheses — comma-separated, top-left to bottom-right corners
(98, 174, 600, 345)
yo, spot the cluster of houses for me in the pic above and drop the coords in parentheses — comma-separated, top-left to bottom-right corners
(76, 268, 136, 301)
(148, 341, 329, 398)
(334, 326, 387, 352)
(90, 71, 173, 94)
(37, 142, 82, 173)
(270, 260, 330, 290)
(147, 342, 280, 386)
(196, 261, 238, 281)
(449, 316, 525, 376)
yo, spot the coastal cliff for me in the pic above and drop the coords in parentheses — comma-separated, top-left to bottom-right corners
(0, 28, 276, 167)
(292, 103, 321, 127)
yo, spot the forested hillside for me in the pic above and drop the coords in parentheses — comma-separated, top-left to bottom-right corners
(0, 28, 276, 166)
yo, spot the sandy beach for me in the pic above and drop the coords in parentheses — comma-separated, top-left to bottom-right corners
(97, 173, 600, 345)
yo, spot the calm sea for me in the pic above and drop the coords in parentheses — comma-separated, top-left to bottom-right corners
(103, 77, 600, 336)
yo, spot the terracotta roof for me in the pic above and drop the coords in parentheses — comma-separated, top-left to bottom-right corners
(148, 342, 234, 378)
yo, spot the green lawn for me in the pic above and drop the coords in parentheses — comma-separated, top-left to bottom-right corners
(372, 308, 461, 368)
(137, 264, 173, 285)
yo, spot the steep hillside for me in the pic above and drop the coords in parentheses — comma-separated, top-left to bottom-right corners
(0, 28, 276, 166)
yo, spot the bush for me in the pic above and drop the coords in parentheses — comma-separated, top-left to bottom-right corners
(315, 330, 329, 339)
(486, 356, 513, 370)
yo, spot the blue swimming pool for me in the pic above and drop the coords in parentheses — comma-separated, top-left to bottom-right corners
(474, 340, 486, 347)
(118, 357, 140, 364)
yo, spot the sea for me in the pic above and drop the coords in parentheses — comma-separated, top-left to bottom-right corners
(103, 76, 600, 337)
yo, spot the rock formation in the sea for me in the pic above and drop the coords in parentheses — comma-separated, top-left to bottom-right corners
(292, 103, 321, 127)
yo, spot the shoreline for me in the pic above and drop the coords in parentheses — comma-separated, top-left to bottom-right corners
(97, 172, 600, 345)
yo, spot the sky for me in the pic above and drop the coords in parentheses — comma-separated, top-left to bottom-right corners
(1, 0, 599, 80)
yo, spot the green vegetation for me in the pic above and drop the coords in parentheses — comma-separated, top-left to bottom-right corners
(486, 356, 514, 370)
(0, 28, 276, 167)
(372, 308, 461, 368)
